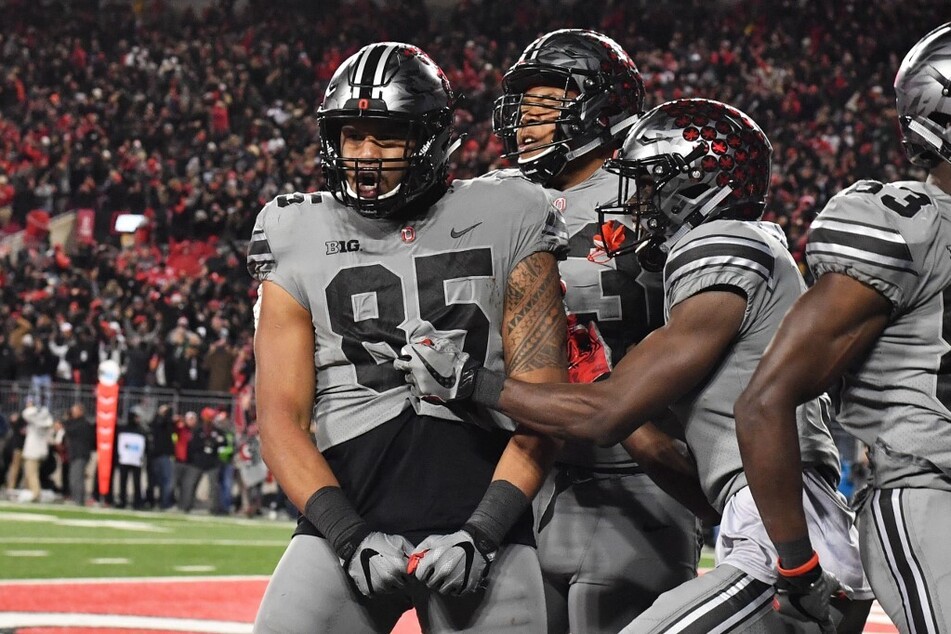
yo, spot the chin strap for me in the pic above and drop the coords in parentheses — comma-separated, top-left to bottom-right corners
(563, 113, 641, 163)
(663, 185, 734, 251)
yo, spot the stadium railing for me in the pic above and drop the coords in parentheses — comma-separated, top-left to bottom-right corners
(0, 380, 237, 425)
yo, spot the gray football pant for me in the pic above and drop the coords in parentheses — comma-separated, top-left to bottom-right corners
(860, 487, 951, 633)
(533, 469, 701, 634)
(254, 534, 546, 633)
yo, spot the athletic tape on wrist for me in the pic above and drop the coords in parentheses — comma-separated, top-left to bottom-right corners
(464, 480, 530, 556)
(304, 486, 371, 563)
(471, 367, 505, 408)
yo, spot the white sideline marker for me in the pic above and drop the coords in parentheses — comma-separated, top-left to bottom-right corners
(0, 612, 252, 633)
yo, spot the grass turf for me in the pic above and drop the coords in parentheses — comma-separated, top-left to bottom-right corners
(0, 501, 717, 580)
(0, 501, 293, 579)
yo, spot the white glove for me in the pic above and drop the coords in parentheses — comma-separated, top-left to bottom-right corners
(345, 532, 413, 596)
(395, 337, 479, 404)
(409, 529, 494, 595)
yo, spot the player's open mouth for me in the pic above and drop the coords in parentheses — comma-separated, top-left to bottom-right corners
(517, 134, 543, 154)
(356, 170, 382, 198)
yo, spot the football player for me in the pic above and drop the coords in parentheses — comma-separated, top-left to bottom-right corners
(250, 42, 568, 633)
(734, 23, 951, 633)
(397, 99, 874, 632)
(491, 29, 706, 633)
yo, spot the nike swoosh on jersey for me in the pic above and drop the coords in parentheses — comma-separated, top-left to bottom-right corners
(450, 222, 483, 239)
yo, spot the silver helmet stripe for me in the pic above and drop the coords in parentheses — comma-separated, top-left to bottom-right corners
(351, 47, 373, 99)
(522, 31, 557, 61)
(371, 44, 398, 98)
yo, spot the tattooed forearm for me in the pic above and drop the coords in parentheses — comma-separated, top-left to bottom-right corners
(503, 252, 567, 376)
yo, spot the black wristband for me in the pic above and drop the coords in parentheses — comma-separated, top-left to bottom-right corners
(776, 536, 815, 570)
(463, 480, 530, 556)
(471, 367, 505, 408)
(303, 486, 371, 564)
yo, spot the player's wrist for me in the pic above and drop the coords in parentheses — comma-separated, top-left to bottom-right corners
(304, 486, 371, 564)
(463, 480, 530, 558)
(470, 366, 505, 408)
(776, 536, 817, 571)
(777, 549, 822, 586)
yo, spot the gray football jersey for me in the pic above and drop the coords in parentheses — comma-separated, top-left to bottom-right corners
(806, 179, 951, 490)
(248, 174, 568, 451)
(555, 167, 666, 469)
(664, 219, 840, 512)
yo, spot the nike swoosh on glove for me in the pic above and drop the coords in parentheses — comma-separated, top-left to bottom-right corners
(409, 530, 493, 595)
(345, 532, 414, 596)
(774, 562, 852, 634)
(394, 337, 479, 404)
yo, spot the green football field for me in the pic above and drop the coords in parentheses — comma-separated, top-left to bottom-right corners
(0, 501, 293, 579)
(0, 500, 717, 580)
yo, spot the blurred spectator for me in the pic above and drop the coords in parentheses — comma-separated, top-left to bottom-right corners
(179, 407, 225, 513)
(0, 332, 15, 381)
(172, 410, 196, 508)
(25, 337, 56, 408)
(115, 409, 147, 509)
(3, 411, 25, 492)
(0, 410, 9, 483)
(146, 404, 176, 510)
(20, 403, 54, 502)
(215, 410, 235, 515)
(62, 403, 95, 506)
(203, 333, 236, 393)
(236, 421, 266, 518)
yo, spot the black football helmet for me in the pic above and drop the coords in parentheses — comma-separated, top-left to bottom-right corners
(318, 42, 458, 219)
(895, 23, 951, 169)
(493, 29, 644, 186)
(597, 99, 772, 270)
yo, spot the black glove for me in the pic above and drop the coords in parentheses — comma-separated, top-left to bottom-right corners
(775, 554, 852, 634)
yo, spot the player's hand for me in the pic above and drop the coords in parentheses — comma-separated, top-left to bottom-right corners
(774, 560, 851, 633)
(566, 315, 612, 383)
(344, 532, 413, 596)
(395, 337, 480, 404)
(409, 530, 494, 595)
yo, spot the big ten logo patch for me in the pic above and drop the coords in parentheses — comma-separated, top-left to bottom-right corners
(326, 240, 361, 255)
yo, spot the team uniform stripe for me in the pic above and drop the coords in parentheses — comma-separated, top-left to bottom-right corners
(350, 47, 373, 98)
(247, 238, 272, 258)
(666, 239, 774, 286)
(808, 226, 913, 263)
(806, 244, 919, 275)
(658, 573, 773, 634)
(810, 216, 907, 242)
(871, 489, 940, 633)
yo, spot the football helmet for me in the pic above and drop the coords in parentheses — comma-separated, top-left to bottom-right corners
(597, 98, 772, 270)
(493, 29, 644, 185)
(318, 42, 458, 219)
(895, 23, 951, 168)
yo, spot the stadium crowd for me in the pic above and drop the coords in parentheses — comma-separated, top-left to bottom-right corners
(0, 0, 939, 398)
